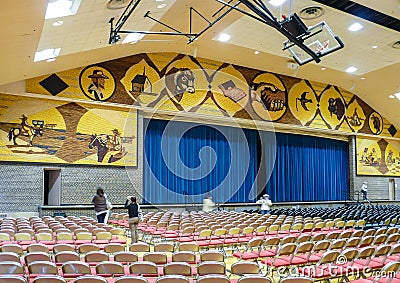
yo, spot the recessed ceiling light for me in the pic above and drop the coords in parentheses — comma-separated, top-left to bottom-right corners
(389, 95, 395, 99)
(345, 66, 358, 73)
(122, 33, 144, 44)
(34, 48, 61, 62)
(45, 0, 81, 20)
(269, 0, 287, 6)
(217, 33, 231, 42)
(321, 67, 326, 70)
(157, 3, 166, 8)
(52, 20, 64, 26)
(372, 45, 378, 49)
(348, 22, 363, 32)
(360, 77, 365, 80)
(255, 51, 259, 55)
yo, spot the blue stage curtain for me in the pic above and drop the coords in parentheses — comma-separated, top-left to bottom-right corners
(144, 119, 258, 204)
(264, 132, 349, 202)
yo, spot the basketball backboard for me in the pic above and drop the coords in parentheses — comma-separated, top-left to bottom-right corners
(283, 21, 344, 65)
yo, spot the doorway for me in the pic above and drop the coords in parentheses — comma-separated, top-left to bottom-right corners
(43, 168, 61, 205)
(389, 178, 395, 200)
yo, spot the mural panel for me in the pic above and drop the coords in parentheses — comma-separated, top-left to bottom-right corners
(26, 52, 399, 140)
(357, 137, 400, 176)
(0, 94, 137, 166)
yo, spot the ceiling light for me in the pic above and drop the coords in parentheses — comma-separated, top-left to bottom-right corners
(157, 3, 166, 8)
(389, 95, 395, 99)
(394, 92, 400, 100)
(217, 33, 231, 42)
(52, 20, 64, 27)
(45, 0, 81, 19)
(345, 66, 357, 73)
(255, 51, 259, 55)
(269, 0, 287, 6)
(34, 48, 61, 62)
(321, 67, 326, 70)
(372, 45, 378, 49)
(122, 33, 144, 44)
(360, 77, 365, 80)
(348, 22, 363, 32)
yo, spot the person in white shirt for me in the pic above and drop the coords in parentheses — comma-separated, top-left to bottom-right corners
(202, 195, 215, 212)
(361, 182, 370, 203)
(257, 194, 272, 215)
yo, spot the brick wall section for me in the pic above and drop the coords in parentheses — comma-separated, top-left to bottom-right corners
(0, 112, 144, 216)
(349, 136, 400, 201)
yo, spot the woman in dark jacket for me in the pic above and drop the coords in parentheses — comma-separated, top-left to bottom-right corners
(91, 187, 108, 223)
(125, 196, 141, 243)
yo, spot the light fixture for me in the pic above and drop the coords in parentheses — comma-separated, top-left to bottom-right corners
(52, 20, 64, 27)
(122, 33, 144, 44)
(394, 92, 400, 100)
(269, 0, 287, 6)
(345, 66, 357, 73)
(372, 45, 378, 49)
(254, 50, 259, 55)
(389, 95, 395, 99)
(45, 0, 81, 19)
(321, 67, 326, 70)
(360, 77, 365, 80)
(348, 22, 363, 32)
(217, 33, 231, 42)
(157, 3, 166, 8)
(34, 48, 61, 62)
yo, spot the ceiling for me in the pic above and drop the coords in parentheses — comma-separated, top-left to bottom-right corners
(0, 0, 399, 128)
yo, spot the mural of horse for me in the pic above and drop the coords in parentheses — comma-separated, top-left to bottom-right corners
(88, 134, 127, 163)
(7, 115, 43, 146)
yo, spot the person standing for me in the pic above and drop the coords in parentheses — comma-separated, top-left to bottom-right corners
(361, 182, 370, 203)
(257, 194, 273, 215)
(91, 187, 108, 223)
(125, 196, 141, 243)
(202, 195, 216, 212)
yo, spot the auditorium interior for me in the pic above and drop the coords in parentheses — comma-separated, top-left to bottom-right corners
(0, 0, 400, 282)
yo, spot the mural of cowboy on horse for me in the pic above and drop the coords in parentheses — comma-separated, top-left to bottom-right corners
(7, 114, 44, 146)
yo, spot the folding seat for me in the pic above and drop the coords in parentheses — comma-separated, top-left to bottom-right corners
(351, 230, 364, 238)
(75, 232, 93, 245)
(155, 275, 190, 283)
(339, 230, 353, 239)
(103, 243, 125, 254)
(386, 233, 400, 245)
(0, 275, 27, 283)
(199, 250, 224, 262)
(383, 243, 400, 263)
(27, 243, 49, 253)
(372, 234, 388, 246)
(348, 261, 400, 283)
(325, 231, 341, 241)
(77, 243, 100, 254)
(363, 229, 376, 237)
(110, 228, 127, 244)
(27, 261, 59, 279)
(163, 262, 192, 277)
(197, 261, 225, 276)
(285, 241, 314, 266)
(280, 235, 297, 245)
(0, 262, 25, 276)
(299, 250, 340, 280)
(129, 261, 159, 277)
(95, 261, 125, 277)
(195, 229, 213, 248)
(54, 251, 80, 266)
(114, 252, 138, 265)
(229, 261, 261, 280)
(344, 237, 361, 249)
(364, 244, 392, 270)
(61, 261, 92, 279)
(0, 244, 23, 255)
(73, 275, 108, 283)
(143, 252, 168, 265)
(171, 251, 197, 264)
(261, 243, 297, 268)
(358, 236, 374, 248)
(24, 252, 51, 265)
(56, 232, 74, 244)
(93, 232, 112, 245)
(196, 275, 230, 283)
(53, 243, 75, 254)
(35, 232, 55, 247)
(303, 240, 331, 263)
(154, 243, 174, 253)
(233, 238, 264, 260)
(84, 251, 109, 266)
(14, 232, 33, 246)
(114, 276, 149, 283)
(258, 236, 280, 258)
(129, 243, 150, 253)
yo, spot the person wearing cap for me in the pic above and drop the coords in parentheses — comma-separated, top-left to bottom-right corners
(88, 69, 109, 101)
(257, 194, 273, 215)
(361, 182, 370, 203)
(108, 128, 122, 152)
